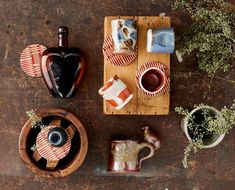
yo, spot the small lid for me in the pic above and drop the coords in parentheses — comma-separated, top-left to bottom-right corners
(58, 26, 69, 34)
(20, 44, 47, 78)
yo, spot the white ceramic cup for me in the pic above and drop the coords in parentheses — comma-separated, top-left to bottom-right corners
(98, 75, 133, 110)
(111, 19, 137, 54)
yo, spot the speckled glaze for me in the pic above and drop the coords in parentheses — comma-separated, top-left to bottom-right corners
(111, 19, 137, 54)
(147, 28, 175, 53)
(108, 140, 155, 173)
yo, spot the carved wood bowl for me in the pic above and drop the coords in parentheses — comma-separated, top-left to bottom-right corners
(18, 109, 88, 178)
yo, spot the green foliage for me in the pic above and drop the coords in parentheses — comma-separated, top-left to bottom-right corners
(175, 100, 235, 168)
(173, 0, 235, 77)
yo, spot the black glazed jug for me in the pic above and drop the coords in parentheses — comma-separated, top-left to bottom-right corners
(48, 127, 68, 147)
(41, 26, 87, 98)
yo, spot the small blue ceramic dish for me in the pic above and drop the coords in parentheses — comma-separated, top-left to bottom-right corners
(147, 28, 175, 54)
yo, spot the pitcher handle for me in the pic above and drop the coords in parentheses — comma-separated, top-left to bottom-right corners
(138, 142, 155, 170)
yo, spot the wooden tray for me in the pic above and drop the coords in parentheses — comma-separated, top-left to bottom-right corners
(103, 16, 170, 115)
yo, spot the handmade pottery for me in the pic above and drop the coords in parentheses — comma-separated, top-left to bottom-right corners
(20, 44, 47, 78)
(111, 19, 137, 54)
(103, 35, 137, 66)
(108, 140, 155, 172)
(108, 126, 160, 173)
(98, 75, 133, 110)
(18, 109, 88, 178)
(136, 61, 170, 97)
(142, 126, 161, 150)
(41, 26, 87, 98)
(48, 127, 68, 147)
(147, 28, 175, 53)
(36, 125, 72, 169)
(181, 106, 225, 148)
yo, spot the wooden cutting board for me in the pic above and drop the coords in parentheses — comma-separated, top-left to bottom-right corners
(103, 16, 171, 115)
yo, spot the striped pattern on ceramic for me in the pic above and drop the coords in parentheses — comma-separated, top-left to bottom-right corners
(135, 61, 170, 97)
(36, 126, 71, 161)
(102, 35, 137, 66)
(98, 75, 133, 110)
(20, 44, 47, 77)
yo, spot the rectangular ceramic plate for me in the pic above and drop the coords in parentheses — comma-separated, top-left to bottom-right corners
(103, 16, 170, 115)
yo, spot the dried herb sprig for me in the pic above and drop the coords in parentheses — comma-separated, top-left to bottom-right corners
(175, 100, 235, 168)
(26, 110, 48, 152)
(26, 110, 46, 129)
(173, 0, 235, 77)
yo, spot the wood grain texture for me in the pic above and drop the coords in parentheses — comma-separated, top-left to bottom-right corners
(0, 0, 234, 189)
(18, 109, 88, 178)
(103, 16, 170, 115)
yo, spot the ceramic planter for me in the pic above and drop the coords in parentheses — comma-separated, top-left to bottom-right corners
(181, 106, 225, 148)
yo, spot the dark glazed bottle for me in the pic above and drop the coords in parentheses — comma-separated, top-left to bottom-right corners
(41, 26, 87, 98)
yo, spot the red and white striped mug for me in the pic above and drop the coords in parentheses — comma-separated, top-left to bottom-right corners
(98, 75, 133, 110)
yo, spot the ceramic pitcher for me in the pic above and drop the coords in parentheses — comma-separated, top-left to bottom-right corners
(108, 140, 155, 173)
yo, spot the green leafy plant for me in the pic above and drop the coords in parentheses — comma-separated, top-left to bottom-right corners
(175, 100, 235, 168)
(173, 0, 235, 77)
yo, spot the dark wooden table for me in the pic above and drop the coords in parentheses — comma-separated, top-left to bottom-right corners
(0, 0, 234, 189)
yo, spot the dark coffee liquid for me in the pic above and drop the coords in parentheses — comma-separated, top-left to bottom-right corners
(141, 70, 163, 92)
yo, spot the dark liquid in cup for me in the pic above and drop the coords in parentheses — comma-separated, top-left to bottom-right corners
(141, 69, 163, 92)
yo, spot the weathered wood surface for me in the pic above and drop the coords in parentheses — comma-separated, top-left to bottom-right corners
(0, 0, 234, 189)
(104, 16, 170, 115)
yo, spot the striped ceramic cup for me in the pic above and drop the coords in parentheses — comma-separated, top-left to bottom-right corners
(98, 75, 133, 110)
(136, 61, 170, 97)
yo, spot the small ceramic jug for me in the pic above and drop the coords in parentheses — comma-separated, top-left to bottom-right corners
(111, 19, 137, 54)
(108, 140, 155, 173)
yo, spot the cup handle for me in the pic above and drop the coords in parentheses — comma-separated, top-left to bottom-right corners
(138, 142, 155, 170)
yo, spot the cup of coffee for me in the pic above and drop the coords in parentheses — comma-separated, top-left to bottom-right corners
(136, 62, 170, 96)
(98, 75, 133, 110)
(111, 19, 137, 54)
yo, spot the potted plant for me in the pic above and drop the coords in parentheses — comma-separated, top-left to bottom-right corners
(173, 0, 235, 77)
(175, 100, 235, 168)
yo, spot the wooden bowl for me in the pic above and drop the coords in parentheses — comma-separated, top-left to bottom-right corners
(18, 109, 88, 178)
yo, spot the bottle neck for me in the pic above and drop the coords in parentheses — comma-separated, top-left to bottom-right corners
(58, 33, 68, 47)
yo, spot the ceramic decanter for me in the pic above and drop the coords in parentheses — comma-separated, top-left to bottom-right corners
(41, 26, 87, 98)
